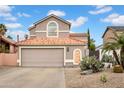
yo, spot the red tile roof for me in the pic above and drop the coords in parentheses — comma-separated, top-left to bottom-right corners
(17, 37, 87, 46)
(0, 35, 16, 45)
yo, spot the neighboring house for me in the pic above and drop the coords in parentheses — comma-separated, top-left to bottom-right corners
(17, 14, 88, 67)
(0, 35, 16, 53)
(102, 26, 124, 45)
(96, 26, 124, 61)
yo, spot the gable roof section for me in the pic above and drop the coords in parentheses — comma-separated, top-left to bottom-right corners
(102, 26, 124, 38)
(0, 35, 16, 45)
(29, 14, 71, 30)
(17, 37, 87, 46)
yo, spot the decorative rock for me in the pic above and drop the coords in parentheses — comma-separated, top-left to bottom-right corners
(80, 69, 93, 75)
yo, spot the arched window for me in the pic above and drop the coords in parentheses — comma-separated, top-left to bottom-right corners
(47, 21, 58, 37)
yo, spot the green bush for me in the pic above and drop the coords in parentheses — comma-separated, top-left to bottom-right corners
(113, 65, 123, 73)
(100, 74, 107, 83)
(80, 56, 104, 73)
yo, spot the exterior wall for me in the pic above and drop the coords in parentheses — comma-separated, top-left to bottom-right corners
(9, 45, 15, 53)
(0, 53, 17, 66)
(0, 54, 3, 65)
(103, 29, 115, 44)
(35, 32, 46, 38)
(30, 27, 36, 36)
(29, 17, 70, 38)
(66, 45, 88, 60)
(30, 36, 36, 39)
(103, 29, 124, 45)
(59, 32, 69, 38)
(35, 17, 70, 31)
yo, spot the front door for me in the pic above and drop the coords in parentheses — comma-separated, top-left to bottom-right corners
(74, 49, 81, 64)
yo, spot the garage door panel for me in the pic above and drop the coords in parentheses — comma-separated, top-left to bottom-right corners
(21, 48, 64, 67)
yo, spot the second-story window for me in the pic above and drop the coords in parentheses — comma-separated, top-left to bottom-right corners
(47, 21, 58, 37)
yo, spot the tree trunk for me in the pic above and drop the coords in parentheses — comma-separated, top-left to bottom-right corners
(120, 46, 124, 69)
(113, 50, 120, 65)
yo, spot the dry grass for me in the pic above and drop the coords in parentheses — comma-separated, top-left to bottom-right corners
(64, 67, 124, 88)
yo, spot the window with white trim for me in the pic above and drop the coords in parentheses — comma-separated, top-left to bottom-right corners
(48, 22, 58, 36)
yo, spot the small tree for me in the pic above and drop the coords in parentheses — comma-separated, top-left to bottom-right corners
(0, 24, 7, 35)
(87, 29, 95, 51)
(90, 39, 96, 51)
(87, 28, 90, 50)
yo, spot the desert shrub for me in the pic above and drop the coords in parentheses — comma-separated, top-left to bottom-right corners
(80, 56, 104, 73)
(113, 65, 123, 73)
(100, 74, 107, 83)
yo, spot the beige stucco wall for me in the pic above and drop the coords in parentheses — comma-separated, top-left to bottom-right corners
(59, 32, 69, 38)
(10, 45, 15, 53)
(30, 27, 36, 36)
(29, 16, 70, 38)
(35, 32, 46, 38)
(103, 29, 124, 45)
(0, 53, 17, 66)
(103, 29, 115, 44)
(35, 17, 70, 31)
(0, 54, 3, 65)
(66, 45, 88, 60)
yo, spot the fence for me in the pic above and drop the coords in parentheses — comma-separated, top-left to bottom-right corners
(0, 53, 17, 66)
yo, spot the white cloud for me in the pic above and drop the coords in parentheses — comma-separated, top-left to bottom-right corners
(17, 12, 31, 17)
(101, 13, 124, 25)
(0, 5, 13, 17)
(47, 10, 66, 17)
(4, 16, 17, 21)
(89, 6, 112, 15)
(0, 5, 12, 14)
(68, 16, 88, 28)
(96, 5, 106, 9)
(0, 5, 17, 22)
(5, 23, 22, 29)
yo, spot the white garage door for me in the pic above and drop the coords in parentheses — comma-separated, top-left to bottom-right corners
(21, 48, 64, 67)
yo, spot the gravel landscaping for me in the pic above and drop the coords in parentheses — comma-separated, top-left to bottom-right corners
(64, 67, 124, 88)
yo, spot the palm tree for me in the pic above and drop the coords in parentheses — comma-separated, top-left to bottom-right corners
(0, 24, 7, 35)
(102, 32, 124, 68)
(102, 42, 120, 65)
(112, 32, 124, 68)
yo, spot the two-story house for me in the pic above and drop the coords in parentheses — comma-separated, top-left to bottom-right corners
(102, 26, 124, 45)
(17, 14, 88, 67)
(96, 26, 124, 61)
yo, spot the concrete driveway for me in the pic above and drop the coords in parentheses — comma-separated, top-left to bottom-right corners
(0, 67, 65, 88)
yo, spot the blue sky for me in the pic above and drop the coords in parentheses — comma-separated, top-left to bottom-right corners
(0, 5, 124, 46)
